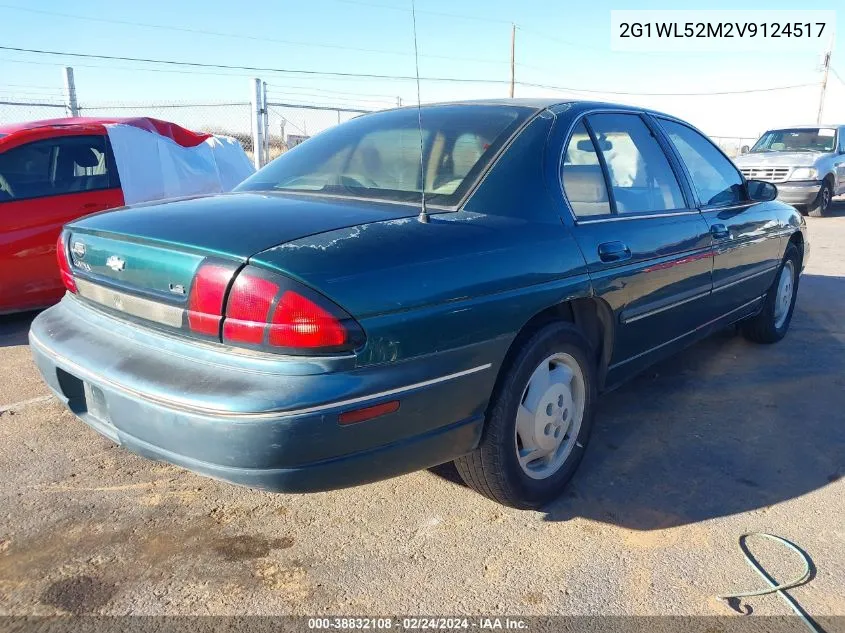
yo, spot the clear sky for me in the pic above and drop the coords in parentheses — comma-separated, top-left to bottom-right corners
(1, 0, 843, 139)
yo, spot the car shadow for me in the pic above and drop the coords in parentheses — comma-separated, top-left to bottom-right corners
(0, 310, 39, 348)
(822, 197, 845, 218)
(430, 273, 845, 529)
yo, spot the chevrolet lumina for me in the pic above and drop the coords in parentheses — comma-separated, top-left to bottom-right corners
(734, 125, 845, 217)
(29, 101, 808, 509)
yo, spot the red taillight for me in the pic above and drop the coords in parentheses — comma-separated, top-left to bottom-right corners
(268, 290, 346, 349)
(220, 266, 363, 354)
(187, 263, 234, 336)
(56, 233, 77, 293)
(222, 274, 279, 344)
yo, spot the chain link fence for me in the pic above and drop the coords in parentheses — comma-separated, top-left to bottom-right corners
(0, 90, 375, 166)
(1, 75, 765, 165)
(710, 136, 760, 158)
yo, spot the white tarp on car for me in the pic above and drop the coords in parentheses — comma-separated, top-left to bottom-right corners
(105, 123, 254, 205)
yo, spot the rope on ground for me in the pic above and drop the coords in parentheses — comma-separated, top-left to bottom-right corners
(717, 532, 821, 633)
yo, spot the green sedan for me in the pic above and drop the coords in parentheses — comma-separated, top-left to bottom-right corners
(29, 100, 808, 508)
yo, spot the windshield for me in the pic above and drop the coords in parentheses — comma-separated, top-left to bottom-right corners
(235, 104, 533, 206)
(750, 128, 837, 153)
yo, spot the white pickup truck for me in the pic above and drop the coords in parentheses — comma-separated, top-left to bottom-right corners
(734, 125, 845, 217)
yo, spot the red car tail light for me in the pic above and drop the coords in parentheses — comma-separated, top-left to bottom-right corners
(222, 274, 279, 344)
(187, 262, 237, 337)
(221, 266, 364, 355)
(56, 233, 77, 293)
(268, 290, 346, 349)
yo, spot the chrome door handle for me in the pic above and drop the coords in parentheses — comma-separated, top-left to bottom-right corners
(710, 224, 730, 240)
(597, 241, 631, 263)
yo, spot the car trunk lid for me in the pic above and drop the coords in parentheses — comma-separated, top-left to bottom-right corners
(67, 192, 420, 299)
(65, 192, 421, 333)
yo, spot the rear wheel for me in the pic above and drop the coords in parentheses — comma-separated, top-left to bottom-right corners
(808, 180, 832, 217)
(454, 323, 597, 509)
(741, 243, 800, 344)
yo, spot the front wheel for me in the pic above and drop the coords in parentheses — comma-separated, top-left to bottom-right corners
(808, 181, 832, 217)
(741, 243, 800, 344)
(454, 323, 597, 509)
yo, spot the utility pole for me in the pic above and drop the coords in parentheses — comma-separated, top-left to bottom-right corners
(262, 81, 270, 166)
(63, 67, 79, 117)
(509, 24, 516, 98)
(816, 32, 834, 125)
(250, 77, 264, 170)
(817, 46, 832, 124)
(396, 96, 403, 107)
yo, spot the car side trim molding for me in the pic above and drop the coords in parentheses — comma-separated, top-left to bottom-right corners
(29, 330, 491, 421)
(621, 288, 711, 325)
(609, 295, 764, 371)
(712, 265, 779, 294)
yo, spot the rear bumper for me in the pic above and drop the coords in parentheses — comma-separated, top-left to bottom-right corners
(29, 296, 495, 492)
(775, 181, 822, 206)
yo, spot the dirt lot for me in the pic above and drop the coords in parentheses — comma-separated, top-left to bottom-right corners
(1, 204, 844, 619)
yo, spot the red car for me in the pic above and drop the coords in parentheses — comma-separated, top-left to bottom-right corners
(0, 117, 253, 314)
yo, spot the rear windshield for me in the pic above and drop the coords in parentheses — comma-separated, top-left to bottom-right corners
(235, 104, 533, 206)
(750, 128, 837, 153)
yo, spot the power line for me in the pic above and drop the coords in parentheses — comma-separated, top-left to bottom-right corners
(0, 3, 506, 66)
(0, 45, 507, 83)
(0, 46, 820, 98)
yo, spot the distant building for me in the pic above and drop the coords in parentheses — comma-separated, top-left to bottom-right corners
(286, 134, 310, 148)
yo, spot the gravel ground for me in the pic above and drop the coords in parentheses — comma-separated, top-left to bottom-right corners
(1, 203, 844, 619)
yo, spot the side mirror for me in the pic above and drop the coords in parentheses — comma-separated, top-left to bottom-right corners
(740, 145, 750, 155)
(747, 179, 777, 202)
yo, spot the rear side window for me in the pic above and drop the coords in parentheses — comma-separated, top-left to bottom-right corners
(659, 119, 746, 207)
(561, 121, 611, 217)
(236, 104, 532, 206)
(586, 113, 685, 214)
(0, 135, 112, 202)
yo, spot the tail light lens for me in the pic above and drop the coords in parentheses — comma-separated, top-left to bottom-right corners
(187, 261, 364, 355)
(56, 232, 77, 293)
(187, 262, 238, 337)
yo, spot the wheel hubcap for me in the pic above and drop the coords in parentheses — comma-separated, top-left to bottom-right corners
(822, 188, 831, 210)
(514, 353, 585, 480)
(773, 260, 795, 329)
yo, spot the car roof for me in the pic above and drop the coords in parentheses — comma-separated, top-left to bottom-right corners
(394, 98, 684, 119)
(764, 124, 845, 130)
(0, 116, 211, 150)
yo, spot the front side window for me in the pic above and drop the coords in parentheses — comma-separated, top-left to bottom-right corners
(750, 128, 837, 153)
(660, 119, 746, 207)
(235, 105, 533, 206)
(0, 135, 110, 202)
(561, 121, 611, 217)
(585, 113, 685, 214)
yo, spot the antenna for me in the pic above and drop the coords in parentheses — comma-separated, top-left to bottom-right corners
(410, 0, 429, 223)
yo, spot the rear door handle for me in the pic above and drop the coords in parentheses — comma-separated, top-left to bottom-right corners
(597, 241, 631, 263)
(710, 223, 730, 240)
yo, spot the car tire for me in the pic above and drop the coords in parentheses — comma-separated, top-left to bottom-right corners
(741, 243, 800, 344)
(454, 322, 597, 509)
(808, 180, 832, 217)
